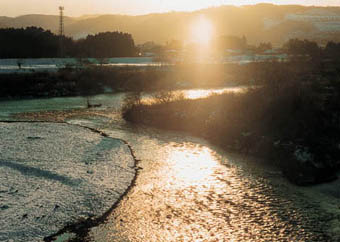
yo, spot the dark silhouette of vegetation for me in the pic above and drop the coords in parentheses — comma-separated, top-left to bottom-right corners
(0, 27, 137, 58)
(0, 64, 254, 99)
(2, 36, 340, 101)
(324, 42, 340, 61)
(256, 42, 272, 53)
(76, 32, 137, 58)
(1, 26, 339, 62)
(283, 39, 322, 59)
(0, 27, 73, 58)
(280, 38, 340, 63)
(4, 60, 290, 100)
(122, 60, 340, 185)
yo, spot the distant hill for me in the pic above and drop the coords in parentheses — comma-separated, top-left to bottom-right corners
(0, 14, 76, 33)
(1, 4, 340, 45)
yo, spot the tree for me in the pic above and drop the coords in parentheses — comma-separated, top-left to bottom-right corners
(0, 28, 137, 58)
(283, 39, 321, 59)
(77, 31, 137, 58)
(257, 42, 272, 53)
(324, 41, 340, 60)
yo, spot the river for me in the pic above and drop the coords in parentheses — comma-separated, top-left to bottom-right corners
(1, 89, 340, 241)
(0, 55, 287, 74)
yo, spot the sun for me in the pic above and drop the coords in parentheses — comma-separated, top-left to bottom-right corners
(189, 15, 215, 46)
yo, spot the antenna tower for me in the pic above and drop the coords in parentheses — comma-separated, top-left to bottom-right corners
(59, 6, 65, 57)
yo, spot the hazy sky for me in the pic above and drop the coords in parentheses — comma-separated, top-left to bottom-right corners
(2, 0, 340, 17)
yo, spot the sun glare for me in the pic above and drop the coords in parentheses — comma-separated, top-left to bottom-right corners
(190, 15, 214, 46)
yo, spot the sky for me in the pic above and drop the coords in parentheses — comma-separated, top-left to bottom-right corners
(1, 0, 340, 17)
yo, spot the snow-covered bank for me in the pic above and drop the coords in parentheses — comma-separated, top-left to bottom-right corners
(0, 122, 136, 242)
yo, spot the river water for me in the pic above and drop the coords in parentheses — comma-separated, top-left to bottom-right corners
(0, 55, 287, 73)
(1, 89, 340, 241)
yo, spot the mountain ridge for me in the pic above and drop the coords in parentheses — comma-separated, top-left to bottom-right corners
(1, 4, 340, 45)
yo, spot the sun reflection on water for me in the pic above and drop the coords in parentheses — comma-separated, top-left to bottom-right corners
(142, 87, 246, 104)
(96, 136, 324, 241)
(166, 145, 221, 187)
(184, 89, 224, 99)
(183, 87, 246, 99)
(8, 92, 331, 241)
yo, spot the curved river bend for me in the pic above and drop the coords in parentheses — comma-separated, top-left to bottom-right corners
(1, 89, 340, 241)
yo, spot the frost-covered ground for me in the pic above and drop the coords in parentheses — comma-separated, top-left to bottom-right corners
(0, 122, 136, 241)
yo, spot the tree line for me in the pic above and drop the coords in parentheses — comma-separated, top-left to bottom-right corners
(2, 26, 340, 60)
(283, 38, 340, 61)
(141, 35, 340, 58)
(0, 27, 138, 58)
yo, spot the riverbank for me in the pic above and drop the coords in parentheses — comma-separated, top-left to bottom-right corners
(2, 94, 340, 240)
(0, 63, 242, 99)
(122, 64, 340, 185)
(0, 61, 322, 100)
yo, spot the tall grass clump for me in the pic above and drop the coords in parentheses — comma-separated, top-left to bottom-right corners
(122, 60, 340, 185)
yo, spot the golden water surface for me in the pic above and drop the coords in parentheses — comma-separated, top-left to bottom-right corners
(9, 91, 338, 241)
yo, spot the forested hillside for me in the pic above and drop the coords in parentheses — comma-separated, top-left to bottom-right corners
(2, 4, 340, 45)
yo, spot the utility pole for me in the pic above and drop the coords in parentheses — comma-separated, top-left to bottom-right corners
(59, 6, 65, 58)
